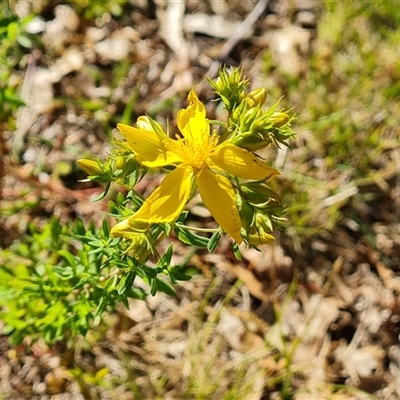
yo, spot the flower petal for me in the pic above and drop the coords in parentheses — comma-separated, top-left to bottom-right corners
(133, 165, 194, 223)
(177, 90, 210, 145)
(208, 142, 280, 180)
(117, 123, 182, 168)
(196, 167, 242, 243)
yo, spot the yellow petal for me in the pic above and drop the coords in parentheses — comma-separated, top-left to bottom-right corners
(177, 90, 210, 145)
(196, 167, 242, 243)
(117, 123, 182, 168)
(208, 142, 280, 180)
(133, 165, 194, 223)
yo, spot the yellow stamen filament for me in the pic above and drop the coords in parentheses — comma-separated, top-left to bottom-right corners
(165, 132, 219, 170)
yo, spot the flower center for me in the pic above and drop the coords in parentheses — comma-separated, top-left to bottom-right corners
(166, 132, 219, 170)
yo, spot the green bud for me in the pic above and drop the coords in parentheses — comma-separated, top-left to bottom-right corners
(114, 157, 125, 171)
(246, 88, 267, 108)
(232, 94, 264, 130)
(238, 90, 246, 104)
(231, 99, 248, 125)
(207, 67, 248, 113)
(241, 182, 281, 205)
(255, 213, 274, 233)
(130, 232, 151, 263)
(115, 155, 138, 175)
(77, 159, 103, 176)
(111, 218, 151, 262)
(242, 107, 262, 131)
(231, 132, 272, 151)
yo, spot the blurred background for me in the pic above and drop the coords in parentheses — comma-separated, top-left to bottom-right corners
(1, 1, 400, 399)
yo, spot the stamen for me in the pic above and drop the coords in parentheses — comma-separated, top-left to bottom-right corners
(164, 130, 219, 170)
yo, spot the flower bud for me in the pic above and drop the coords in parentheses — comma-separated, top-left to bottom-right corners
(246, 88, 267, 108)
(247, 231, 275, 246)
(114, 155, 138, 174)
(238, 90, 246, 104)
(231, 99, 248, 125)
(242, 107, 262, 131)
(77, 159, 103, 176)
(255, 213, 274, 233)
(111, 218, 151, 262)
(130, 232, 151, 262)
(241, 182, 281, 205)
(269, 112, 289, 127)
(114, 157, 125, 171)
(231, 132, 272, 151)
(208, 68, 248, 113)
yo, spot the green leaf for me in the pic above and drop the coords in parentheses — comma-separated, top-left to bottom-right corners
(91, 183, 111, 201)
(233, 243, 242, 260)
(176, 211, 189, 222)
(73, 219, 86, 236)
(112, 259, 132, 269)
(50, 218, 63, 241)
(58, 250, 77, 269)
(118, 271, 136, 295)
(150, 278, 157, 296)
(174, 227, 209, 247)
(95, 297, 109, 316)
(141, 264, 157, 279)
(168, 267, 192, 282)
(207, 230, 222, 252)
(54, 265, 74, 278)
(7, 21, 18, 41)
(117, 192, 125, 205)
(102, 219, 110, 239)
(155, 277, 176, 296)
(126, 287, 147, 300)
(163, 223, 172, 236)
(108, 200, 119, 214)
(17, 34, 32, 48)
(158, 244, 173, 268)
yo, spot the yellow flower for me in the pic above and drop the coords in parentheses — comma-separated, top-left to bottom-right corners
(112, 90, 279, 244)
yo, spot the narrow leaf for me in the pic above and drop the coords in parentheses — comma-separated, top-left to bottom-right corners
(233, 243, 242, 260)
(126, 287, 147, 300)
(58, 250, 77, 269)
(91, 183, 111, 201)
(102, 219, 110, 239)
(174, 227, 209, 247)
(207, 231, 222, 252)
(155, 277, 176, 296)
(159, 244, 173, 267)
(142, 265, 157, 279)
